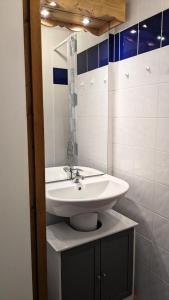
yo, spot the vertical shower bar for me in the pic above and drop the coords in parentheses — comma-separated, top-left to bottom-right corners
(66, 33, 78, 166)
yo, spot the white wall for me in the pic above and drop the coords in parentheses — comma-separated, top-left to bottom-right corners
(0, 1, 33, 299)
(77, 31, 108, 53)
(109, 0, 169, 299)
(114, 0, 169, 33)
(41, 26, 70, 167)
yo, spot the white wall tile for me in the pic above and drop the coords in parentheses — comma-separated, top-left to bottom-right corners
(85, 66, 108, 93)
(109, 86, 158, 118)
(134, 118, 156, 148)
(159, 46, 169, 83)
(158, 83, 169, 117)
(108, 62, 116, 91)
(155, 151, 169, 186)
(112, 117, 135, 146)
(149, 273, 169, 300)
(134, 148, 155, 181)
(54, 86, 69, 117)
(112, 117, 156, 149)
(135, 233, 153, 269)
(54, 117, 69, 165)
(112, 144, 134, 174)
(154, 183, 169, 219)
(134, 50, 160, 86)
(135, 263, 151, 300)
(116, 198, 154, 240)
(77, 67, 108, 172)
(109, 89, 136, 117)
(151, 245, 169, 284)
(134, 85, 158, 118)
(108, 57, 138, 90)
(156, 118, 169, 152)
(77, 116, 108, 172)
(132, 176, 154, 210)
(153, 214, 169, 252)
(77, 72, 88, 94)
(78, 90, 108, 117)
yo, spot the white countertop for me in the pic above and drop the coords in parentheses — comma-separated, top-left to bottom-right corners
(46, 209, 138, 252)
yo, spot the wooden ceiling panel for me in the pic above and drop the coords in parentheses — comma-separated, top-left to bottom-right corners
(40, 0, 126, 35)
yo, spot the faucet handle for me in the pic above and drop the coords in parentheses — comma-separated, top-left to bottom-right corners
(73, 170, 84, 182)
(63, 166, 71, 172)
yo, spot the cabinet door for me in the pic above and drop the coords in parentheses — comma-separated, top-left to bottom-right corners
(61, 241, 100, 300)
(100, 229, 134, 300)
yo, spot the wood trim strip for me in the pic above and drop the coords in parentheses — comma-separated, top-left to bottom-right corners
(23, 1, 47, 299)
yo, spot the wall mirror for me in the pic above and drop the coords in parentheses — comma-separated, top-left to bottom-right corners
(41, 26, 109, 183)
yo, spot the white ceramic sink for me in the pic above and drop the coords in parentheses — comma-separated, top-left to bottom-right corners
(46, 174, 129, 218)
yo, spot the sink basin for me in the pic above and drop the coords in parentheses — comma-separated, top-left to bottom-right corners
(46, 174, 129, 218)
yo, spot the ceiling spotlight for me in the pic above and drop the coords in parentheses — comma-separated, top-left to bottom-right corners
(157, 35, 165, 41)
(41, 9, 49, 17)
(130, 29, 137, 34)
(49, 1, 57, 6)
(142, 24, 148, 28)
(82, 17, 90, 26)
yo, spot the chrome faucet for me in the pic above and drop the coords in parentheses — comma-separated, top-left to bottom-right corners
(72, 169, 84, 184)
(63, 167, 84, 182)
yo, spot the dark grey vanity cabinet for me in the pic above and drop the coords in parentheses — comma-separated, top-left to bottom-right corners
(61, 228, 134, 300)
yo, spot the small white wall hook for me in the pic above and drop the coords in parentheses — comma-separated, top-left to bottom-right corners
(104, 78, 107, 83)
(90, 79, 94, 85)
(125, 72, 129, 78)
(146, 66, 150, 72)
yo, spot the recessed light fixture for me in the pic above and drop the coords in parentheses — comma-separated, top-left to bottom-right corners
(82, 17, 90, 26)
(49, 1, 57, 6)
(142, 24, 148, 28)
(41, 9, 49, 17)
(157, 35, 165, 41)
(130, 29, 137, 34)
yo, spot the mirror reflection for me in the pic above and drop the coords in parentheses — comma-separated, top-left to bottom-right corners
(41, 26, 109, 182)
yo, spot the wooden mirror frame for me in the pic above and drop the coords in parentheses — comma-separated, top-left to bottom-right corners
(23, 1, 47, 299)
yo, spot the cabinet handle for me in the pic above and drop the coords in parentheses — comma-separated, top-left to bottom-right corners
(97, 275, 101, 280)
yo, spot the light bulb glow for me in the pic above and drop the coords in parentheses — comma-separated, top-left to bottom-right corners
(157, 35, 165, 41)
(130, 29, 137, 34)
(49, 1, 57, 6)
(82, 17, 90, 26)
(41, 9, 49, 17)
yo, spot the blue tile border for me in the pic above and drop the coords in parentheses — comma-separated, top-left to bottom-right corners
(99, 39, 109, 67)
(76, 8, 169, 75)
(139, 13, 162, 54)
(109, 34, 114, 62)
(115, 34, 120, 62)
(162, 9, 169, 47)
(53, 68, 68, 85)
(87, 44, 99, 71)
(120, 24, 138, 60)
(77, 51, 87, 75)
